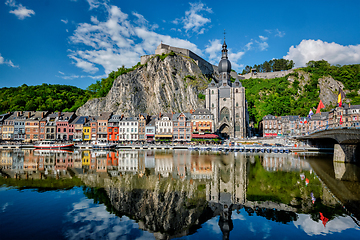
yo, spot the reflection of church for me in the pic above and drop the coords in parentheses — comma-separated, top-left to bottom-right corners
(206, 154, 247, 239)
(205, 40, 248, 139)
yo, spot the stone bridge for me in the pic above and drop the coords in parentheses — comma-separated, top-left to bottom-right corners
(298, 128, 360, 164)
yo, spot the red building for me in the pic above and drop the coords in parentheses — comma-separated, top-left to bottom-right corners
(108, 115, 121, 142)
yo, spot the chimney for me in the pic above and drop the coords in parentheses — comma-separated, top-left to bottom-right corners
(17, 111, 20, 117)
(159, 112, 161, 118)
(58, 112, 61, 117)
(27, 112, 31, 118)
(41, 112, 44, 118)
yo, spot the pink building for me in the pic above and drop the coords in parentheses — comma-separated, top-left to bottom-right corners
(56, 112, 76, 141)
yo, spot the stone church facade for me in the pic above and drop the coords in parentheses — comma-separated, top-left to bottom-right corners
(205, 41, 248, 139)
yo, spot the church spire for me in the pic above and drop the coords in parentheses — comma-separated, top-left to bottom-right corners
(222, 29, 228, 59)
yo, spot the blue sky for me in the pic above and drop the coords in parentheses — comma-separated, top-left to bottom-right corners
(1, 0, 360, 89)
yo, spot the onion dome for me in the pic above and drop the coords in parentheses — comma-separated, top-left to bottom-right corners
(218, 40, 231, 73)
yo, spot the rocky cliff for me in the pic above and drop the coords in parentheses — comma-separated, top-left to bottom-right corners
(76, 53, 216, 116)
(287, 70, 345, 107)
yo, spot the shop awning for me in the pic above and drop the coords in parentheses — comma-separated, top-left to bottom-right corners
(155, 135, 172, 138)
(192, 134, 219, 139)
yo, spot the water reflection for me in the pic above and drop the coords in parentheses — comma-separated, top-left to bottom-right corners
(1, 149, 360, 239)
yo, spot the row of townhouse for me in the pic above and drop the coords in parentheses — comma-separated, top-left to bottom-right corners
(0, 108, 216, 142)
(262, 104, 360, 137)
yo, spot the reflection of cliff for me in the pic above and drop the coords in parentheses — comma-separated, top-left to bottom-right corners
(309, 158, 360, 224)
(105, 175, 210, 239)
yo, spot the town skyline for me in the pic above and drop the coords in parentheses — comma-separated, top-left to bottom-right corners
(1, 0, 360, 89)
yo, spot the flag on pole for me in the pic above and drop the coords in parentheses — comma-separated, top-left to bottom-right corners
(338, 87, 346, 107)
(340, 115, 343, 125)
(316, 100, 325, 114)
(308, 109, 314, 118)
(304, 117, 308, 124)
(338, 92, 342, 107)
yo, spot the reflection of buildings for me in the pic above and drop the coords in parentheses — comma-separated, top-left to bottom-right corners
(24, 149, 38, 172)
(11, 150, 24, 172)
(262, 154, 311, 172)
(173, 150, 191, 179)
(190, 154, 213, 180)
(0, 150, 13, 170)
(96, 152, 107, 173)
(207, 154, 247, 205)
(206, 154, 247, 240)
(118, 151, 138, 173)
(155, 152, 173, 177)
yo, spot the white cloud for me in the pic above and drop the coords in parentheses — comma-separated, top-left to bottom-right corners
(205, 39, 222, 64)
(69, 54, 99, 73)
(258, 41, 269, 51)
(61, 19, 68, 24)
(174, 2, 212, 35)
(58, 71, 65, 75)
(283, 39, 360, 67)
(0, 53, 19, 68)
(86, 0, 107, 10)
(65, 198, 155, 240)
(293, 214, 360, 236)
(68, 4, 201, 74)
(5, 0, 35, 20)
(259, 35, 268, 41)
(275, 29, 285, 37)
(264, 29, 285, 38)
(245, 41, 253, 51)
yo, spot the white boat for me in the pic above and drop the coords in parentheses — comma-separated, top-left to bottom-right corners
(91, 141, 117, 149)
(34, 141, 74, 149)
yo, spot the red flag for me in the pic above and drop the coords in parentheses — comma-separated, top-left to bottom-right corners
(320, 212, 329, 227)
(316, 100, 325, 114)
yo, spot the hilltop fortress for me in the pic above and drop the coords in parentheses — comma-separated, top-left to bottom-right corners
(141, 43, 215, 76)
(239, 69, 295, 80)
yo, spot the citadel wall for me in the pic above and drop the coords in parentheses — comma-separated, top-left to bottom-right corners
(240, 69, 294, 79)
(141, 43, 215, 75)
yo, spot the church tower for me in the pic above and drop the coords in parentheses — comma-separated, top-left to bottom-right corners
(205, 38, 248, 139)
(218, 40, 231, 86)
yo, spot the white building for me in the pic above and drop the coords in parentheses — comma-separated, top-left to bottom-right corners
(119, 117, 138, 142)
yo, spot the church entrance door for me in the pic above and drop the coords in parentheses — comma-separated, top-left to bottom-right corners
(219, 124, 230, 139)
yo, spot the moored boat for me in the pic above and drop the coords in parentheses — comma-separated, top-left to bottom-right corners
(34, 141, 74, 149)
(91, 141, 117, 149)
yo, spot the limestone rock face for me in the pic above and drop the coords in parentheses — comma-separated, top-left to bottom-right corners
(76, 54, 213, 116)
(318, 76, 345, 107)
(288, 70, 344, 107)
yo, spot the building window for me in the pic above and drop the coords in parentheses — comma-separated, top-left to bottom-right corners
(220, 107, 230, 121)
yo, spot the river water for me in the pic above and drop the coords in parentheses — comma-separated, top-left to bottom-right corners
(0, 149, 360, 240)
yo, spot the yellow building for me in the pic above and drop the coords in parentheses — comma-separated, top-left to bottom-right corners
(82, 150, 90, 166)
(83, 122, 91, 141)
